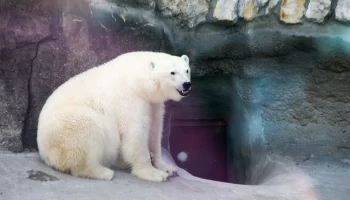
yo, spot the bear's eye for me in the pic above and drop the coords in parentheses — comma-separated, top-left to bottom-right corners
(186, 70, 189, 73)
(170, 72, 175, 75)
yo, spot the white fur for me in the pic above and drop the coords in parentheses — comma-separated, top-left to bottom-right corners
(36, 51, 191, 182)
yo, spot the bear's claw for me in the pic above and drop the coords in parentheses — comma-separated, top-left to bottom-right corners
(167, 170, 178, 177)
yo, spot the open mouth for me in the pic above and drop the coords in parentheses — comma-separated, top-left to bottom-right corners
(177, 89, 190, 97)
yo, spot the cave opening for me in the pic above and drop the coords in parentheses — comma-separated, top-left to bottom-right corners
(165, 75, 244, 184)
(170, 118, 231, 183)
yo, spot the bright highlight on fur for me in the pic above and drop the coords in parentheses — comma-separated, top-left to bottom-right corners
(36, 51, 191, 182)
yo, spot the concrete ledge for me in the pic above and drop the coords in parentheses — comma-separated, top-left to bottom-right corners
(1, 151, 349, 200)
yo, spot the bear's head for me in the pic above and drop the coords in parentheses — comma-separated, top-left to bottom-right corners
(149, 54, 191, 102)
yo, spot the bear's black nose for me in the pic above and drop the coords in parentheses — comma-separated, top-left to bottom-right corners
(182, 82, 191, 90)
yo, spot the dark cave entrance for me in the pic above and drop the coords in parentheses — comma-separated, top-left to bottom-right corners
(165, 75, 242, 184)
(169, 119, 230, 183)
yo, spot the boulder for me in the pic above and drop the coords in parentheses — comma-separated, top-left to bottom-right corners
(335, 0, 350, 22)
(305, 0, 331, 23)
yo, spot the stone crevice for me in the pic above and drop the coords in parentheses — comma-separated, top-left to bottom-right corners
(21, 37, 57, 151)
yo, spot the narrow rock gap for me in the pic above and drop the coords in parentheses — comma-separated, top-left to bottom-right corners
(21, 37, 56, 152)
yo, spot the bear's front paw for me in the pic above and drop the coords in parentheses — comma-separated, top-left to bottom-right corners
(132, 166, 169, 182)
(154, 160, 178, 177)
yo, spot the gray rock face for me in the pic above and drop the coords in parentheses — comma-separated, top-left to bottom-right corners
(0, 0, 55, 152)
(265, 0, 280, 14)
(305, 0, 331, 23)
(233, 52, 350, 159)
(158, 0, 210, 27)
(0, 46, 32, 152)
(238, 0, 259, 21)
(335, 0, 350, 22)
(280, 0, 306, 24)
(212, 0, 239, 25)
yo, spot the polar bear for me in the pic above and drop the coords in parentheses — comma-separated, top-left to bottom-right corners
(36, 51, 191, 182)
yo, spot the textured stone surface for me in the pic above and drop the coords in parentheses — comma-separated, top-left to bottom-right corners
(2, 151, 350, 199)
(257, 0, 269, 6)
(106, 0, 350, 26)
(238, 0, 268, 20)
(0, 151, 324, 200)
(0, 0, 54, 49)
(158, 0, 210, 27)
(242, 0, 259, 21)
(136, 0, 156, 8)
(280, 0, 306, 24)
(238, 0, 245, 18)
(305, 0, 331, 23)
(0, 0, 56, 152)
(257, 55, 350, 158)
(265, 0, 280, 14)
(0, 46, 33, 152)
(212, 0, 239, 25)
(335, 0, 350, 22)
(229, 49, 350, 156)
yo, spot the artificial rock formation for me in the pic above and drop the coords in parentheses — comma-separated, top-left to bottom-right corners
(213, 0, 239, 24)
(280, 0, 306, 24)
(157, 0, 210, 28)
(242, 0, 259, 21)
(146, 0, 350, 26)
(157, 0, 349, 25)
(0, 1, 350, 186)
(335, 0, 350, 22)
(0, 0, 56, 152)
(305, 0, 331, 23)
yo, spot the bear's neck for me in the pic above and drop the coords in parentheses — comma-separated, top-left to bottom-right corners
(137, 80, 168, 103)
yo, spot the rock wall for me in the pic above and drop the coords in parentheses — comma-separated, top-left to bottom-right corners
(0, 0, 168, 151)
(0, 0, 349, 179)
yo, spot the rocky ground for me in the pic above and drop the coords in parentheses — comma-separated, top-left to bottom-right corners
(0, 150, 349, 200)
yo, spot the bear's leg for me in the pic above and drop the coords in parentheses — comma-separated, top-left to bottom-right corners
(73, 164, 115, 181)
(149, 103, 177, 176)
(39, 106, 117, 181)
(120, 101, 169, 182)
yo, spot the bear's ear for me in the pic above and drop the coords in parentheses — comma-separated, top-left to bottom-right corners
(181, 55, 189, 65)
